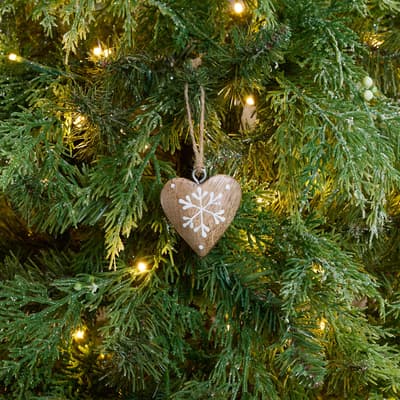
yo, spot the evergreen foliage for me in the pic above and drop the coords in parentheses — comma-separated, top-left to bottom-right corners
(0, 0, 400, 398)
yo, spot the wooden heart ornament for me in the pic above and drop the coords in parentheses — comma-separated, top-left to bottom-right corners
(160, 175, 241, 256)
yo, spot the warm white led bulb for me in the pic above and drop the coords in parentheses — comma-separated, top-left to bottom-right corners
(245, 95, 255, 106)
(137, 261, 148, 272)
(8, 53, 18, 61)
(73, 329, 85, 341)
(103, 48, 112, 58)
(92, 46, 102, 57)
(319, 319, 327, 331)
(233, 2, 244, 13)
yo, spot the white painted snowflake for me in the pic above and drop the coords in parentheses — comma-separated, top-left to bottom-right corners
(178, 187, 226, 238)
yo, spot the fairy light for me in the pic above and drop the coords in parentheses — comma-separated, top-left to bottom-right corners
(245, 95, 255, 106)
(91, 45, 112, 58)
(8, 53, 18, 61)
(319, 318, 327, 331)
(137, 261, 148, 273)
(103, 48, 112, 58)
(72, 328, 85, 341)
(233, 2, 244, 14)
(92, 46, 103, 57)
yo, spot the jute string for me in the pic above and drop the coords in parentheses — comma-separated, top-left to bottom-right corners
(184, 83, 205, 179)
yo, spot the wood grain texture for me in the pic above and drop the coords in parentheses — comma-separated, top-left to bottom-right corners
(160, 175, 241, 256)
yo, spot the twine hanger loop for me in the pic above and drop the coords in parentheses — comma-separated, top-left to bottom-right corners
(184, 83, 206, 184)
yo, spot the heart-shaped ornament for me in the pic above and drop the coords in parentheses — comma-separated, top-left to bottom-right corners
(160, 175, 241, 256)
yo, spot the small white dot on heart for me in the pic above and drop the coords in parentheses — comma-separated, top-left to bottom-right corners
(199, 245, 205, 250)
(225, 184, 231, 190)
(171, 183, 176, 189)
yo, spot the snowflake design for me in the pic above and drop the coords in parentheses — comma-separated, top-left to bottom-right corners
(178, 187, 226, 238)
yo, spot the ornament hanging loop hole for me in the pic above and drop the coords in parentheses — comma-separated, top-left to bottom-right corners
(192, 168, 207, 184)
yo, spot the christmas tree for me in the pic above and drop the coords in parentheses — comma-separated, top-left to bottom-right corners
(1, 0, 400, 398)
